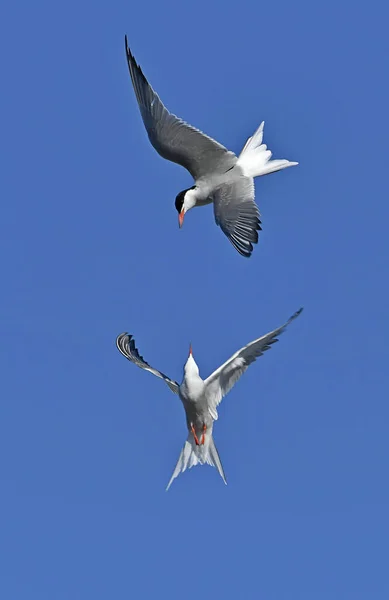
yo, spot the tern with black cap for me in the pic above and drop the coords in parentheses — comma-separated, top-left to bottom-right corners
(124, 37, 298, 257)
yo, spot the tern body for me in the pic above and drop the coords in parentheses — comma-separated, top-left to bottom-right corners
(179, 352, 214, 449)
(125, 37, 298, 257)
(116, 308, 303, 489)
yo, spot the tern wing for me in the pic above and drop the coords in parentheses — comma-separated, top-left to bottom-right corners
(213, 177, 261, 258)
(116, 333, 180, 394)
(204, 309, 303, 420)
(125, 37, 237, 180)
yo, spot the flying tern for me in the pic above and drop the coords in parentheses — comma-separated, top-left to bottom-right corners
(124, 37, 298, 257)
(116, 307, 303, 489)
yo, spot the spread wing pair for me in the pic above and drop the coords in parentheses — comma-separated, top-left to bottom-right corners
(116, 308, 303, 413)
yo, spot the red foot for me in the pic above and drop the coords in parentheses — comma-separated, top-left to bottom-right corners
(200, 424, 207, 445)
(191, 424, 200, 446)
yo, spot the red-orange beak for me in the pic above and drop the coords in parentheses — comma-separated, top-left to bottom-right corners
(178, 209, 185, 228)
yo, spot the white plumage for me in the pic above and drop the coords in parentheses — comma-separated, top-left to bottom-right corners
(116, 308, 303, 490)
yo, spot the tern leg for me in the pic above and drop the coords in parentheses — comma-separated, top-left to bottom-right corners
(200, 424, 207, 445)
(191, 423, 200, 446)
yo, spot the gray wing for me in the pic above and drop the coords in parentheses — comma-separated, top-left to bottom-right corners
(213, 177, 261, 258)
(125, 37, 237, 180)
(204, 308, 303, 420)
(116, 333, 180, 394)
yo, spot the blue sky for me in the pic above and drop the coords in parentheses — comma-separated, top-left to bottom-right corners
(1, 0, 389, 597)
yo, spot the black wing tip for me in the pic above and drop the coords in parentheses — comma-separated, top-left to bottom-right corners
(124, 37, 135, 66)
(116, 331, 131, 341)
(123, 38, 149, 90)
(242, 249, 253, 258)
(116, 332, 132, 351)
(227, 213, 261, 257)
(238, 242, 254, 258)
(231, 237, 256, 258)
(288, 307, 304, 324)
(124, 35, 131, 58)
(124, 36, 137, 69)
(115, 332, 148, 366)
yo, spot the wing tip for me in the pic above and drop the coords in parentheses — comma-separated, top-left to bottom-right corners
(116, 331, 129, 344)
(124, 34, 130, 58)
(124, 35, 134, 62)
(229, 235, 256, 258)
(284, 307, 303, 329)
(123, 38, 151, 98)
(124, 36, 139, 72)
(222, 206, 261, 258)
(291, 307, 304, 320)
(116, 332, 132, 355)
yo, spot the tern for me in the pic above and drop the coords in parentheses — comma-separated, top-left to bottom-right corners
(116, 307, 302, 489)
(124, 37, 298, 257)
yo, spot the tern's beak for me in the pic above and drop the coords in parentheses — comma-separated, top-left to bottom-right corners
(178, 209, 185, 228)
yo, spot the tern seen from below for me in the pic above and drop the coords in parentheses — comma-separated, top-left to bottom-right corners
(116, 308, 303, 489)
(124, 37, 298, 258)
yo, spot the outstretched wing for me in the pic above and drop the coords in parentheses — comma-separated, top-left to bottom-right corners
(213, 177, 261, 258)
(204, 308, 303, 420)
(116, 333, 180, 394)
(125, 37, 236, 180)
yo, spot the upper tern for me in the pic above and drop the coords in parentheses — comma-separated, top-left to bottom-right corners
(116, 307, 303, 489)
(125, 36, 298, 257)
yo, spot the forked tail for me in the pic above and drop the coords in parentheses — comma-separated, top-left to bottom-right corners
(236, 121, 298, 178)
(166, 434, 227, 490)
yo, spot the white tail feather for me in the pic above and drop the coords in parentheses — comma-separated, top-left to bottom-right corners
(237, 121, 298, 178)
(166, 434, 227, 490)
(206, 436, 227, 486)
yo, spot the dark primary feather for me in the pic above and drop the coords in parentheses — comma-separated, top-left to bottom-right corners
(116, 332, 179, 394)
(213, 177, 261, 258)
(204, 308, 303, 417)
(124, 37, 236, 180)
(238, 308, 303, 367)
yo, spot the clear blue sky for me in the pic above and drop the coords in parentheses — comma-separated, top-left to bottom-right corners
(1, 0, 389, 598)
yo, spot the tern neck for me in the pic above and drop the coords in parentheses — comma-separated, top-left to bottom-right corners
(183, 188, 199, 212)
(184, 353, 200, 377)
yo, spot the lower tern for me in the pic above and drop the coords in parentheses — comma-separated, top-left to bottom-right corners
(125, 37, 298, 257)
(116, 307, 302, 489)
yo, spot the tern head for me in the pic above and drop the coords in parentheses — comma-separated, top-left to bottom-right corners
(175, 186, 197, 228)
(183, 342, 199, 374)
